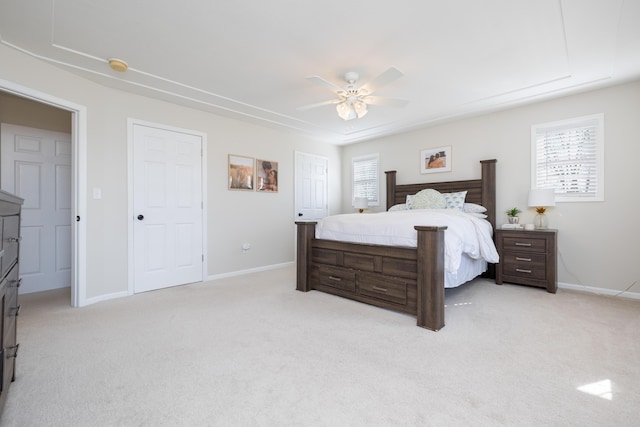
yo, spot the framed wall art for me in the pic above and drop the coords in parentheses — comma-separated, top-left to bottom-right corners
(420, 146, 451, 174)
(256, 159, 278, 192)
(228, 154, 254, 190)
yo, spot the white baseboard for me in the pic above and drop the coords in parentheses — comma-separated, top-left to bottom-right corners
(559, 282, 640, 300)
(207, 261, 294, 282)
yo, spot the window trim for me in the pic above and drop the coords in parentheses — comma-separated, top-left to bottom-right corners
(531, 113, 604, 202)
(352, 153, 380, 207)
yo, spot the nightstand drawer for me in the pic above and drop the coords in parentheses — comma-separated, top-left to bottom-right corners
(502, 253, 546, 280)
(318, 266, 356, 292)
(502, 236, 546, 253)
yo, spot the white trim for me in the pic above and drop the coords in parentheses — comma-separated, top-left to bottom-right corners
(207, 262, 294, 282)
(558, 282, 640, 300)
(127, 118, 208, 295)
(0, 78, 87, 307)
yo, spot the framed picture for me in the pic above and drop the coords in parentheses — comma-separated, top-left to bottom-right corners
(256, 159, 278, 192)
(420, 146, 451, 174)
(228, 155, 254, 190)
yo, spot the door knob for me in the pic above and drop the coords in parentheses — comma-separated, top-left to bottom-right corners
(298, 213, 303, 217)
(137, 214, 144, 220)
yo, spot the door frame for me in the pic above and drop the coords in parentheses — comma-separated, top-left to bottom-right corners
(126, 118, 208, 295)
(0, 78, 87, 307)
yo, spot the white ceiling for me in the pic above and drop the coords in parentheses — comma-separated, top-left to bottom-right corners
(1, 0, 639, 145)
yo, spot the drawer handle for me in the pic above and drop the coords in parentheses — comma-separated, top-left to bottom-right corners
(372, 286, 388, 293)
(5, 344, 19, 359)
(514, 242, 532, 247)
(7, 236, 21, 243)
(328, 276, 342, 282)
(515, 268, 532, 274)
(9, 278, 22, 288)
(515, 257, 532, 262)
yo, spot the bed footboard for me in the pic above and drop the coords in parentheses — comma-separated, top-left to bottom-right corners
(295, 221, 446, 331)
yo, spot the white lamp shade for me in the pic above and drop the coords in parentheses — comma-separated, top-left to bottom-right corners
(353, 197, 369, 209)
(528, 189, 556, 207)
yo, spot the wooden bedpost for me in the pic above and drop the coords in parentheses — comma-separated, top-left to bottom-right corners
(295, 221, 316, 292)
(385, 170, 397, 210)
(415, 225, 447, 331)
(480, 159, 497, 231)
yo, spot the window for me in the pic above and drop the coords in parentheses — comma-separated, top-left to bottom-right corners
(531, 113, 604, 202)
(352, 153, 379, 207)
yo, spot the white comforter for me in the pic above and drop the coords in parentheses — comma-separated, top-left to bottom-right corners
(315, 209, 499, 274)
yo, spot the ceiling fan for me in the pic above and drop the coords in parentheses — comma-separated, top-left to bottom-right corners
(298, 67, 409, 120)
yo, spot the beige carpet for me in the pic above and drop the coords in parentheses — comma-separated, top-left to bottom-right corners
(1, 266, 639, 426)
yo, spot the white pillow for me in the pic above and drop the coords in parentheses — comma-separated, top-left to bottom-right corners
(388, 203, 408, 212)
(410, 189, 446, 209)
(443, 191, 467, 211)
(463, 203, 487, 213)
(468, 212, 488, 219)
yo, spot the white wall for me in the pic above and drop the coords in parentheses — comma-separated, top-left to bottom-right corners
(341, 80, 640, 295)
(0, 44, 342, 301)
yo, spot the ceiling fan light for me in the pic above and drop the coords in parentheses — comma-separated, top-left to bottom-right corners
(354, 101, 368, 118)
(336, 102, 356, 120)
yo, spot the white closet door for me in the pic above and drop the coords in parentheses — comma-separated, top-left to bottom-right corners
(132, 123, 203, 293)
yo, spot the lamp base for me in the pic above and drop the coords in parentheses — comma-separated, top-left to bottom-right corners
(534, 213, 548, 229)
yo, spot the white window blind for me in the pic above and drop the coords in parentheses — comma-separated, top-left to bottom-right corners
(531, 114, 604, 202)
(352, 153, 379, 206)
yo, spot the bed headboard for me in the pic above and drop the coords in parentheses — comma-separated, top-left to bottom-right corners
(385, 159, 497, 230)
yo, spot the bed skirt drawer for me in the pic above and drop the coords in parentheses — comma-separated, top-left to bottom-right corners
(318, 266, 356, 292)
(358, 272, 408, 306)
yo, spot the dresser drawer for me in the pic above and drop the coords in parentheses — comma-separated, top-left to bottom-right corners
(318, 266, 356, 292)
(358, 272, 408, 306)
(502, 236, 547, 253)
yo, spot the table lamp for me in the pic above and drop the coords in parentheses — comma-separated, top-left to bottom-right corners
(353, 197, 369, 213)
(528, 189, 556, 229)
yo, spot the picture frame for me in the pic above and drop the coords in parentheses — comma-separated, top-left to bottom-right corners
(256, 159, 278, 192)
(228, 154, 255, 190)
(420, 146, 451, 174)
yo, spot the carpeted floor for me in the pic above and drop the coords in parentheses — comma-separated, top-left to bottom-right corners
(1, 265, 639, 426)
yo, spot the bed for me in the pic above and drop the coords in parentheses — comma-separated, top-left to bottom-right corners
(295, 159, 497, 331)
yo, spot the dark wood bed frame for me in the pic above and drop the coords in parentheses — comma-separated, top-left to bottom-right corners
(295, 159, 496, 331)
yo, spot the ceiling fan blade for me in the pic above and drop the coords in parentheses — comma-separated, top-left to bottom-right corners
(362, 67, 404, 94)
(297, 98, 342, 111)
(305, 75, 344, 92)
(362, 96, 409, 108)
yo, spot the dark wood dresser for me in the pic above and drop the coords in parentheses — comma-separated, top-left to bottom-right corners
(495, 228, 557, 293)
(0, 190, 23, 414)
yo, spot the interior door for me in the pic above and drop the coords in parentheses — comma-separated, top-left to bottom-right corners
(295, 152, 328, 220)
(133, 123, 203, 293)
(0, 123, 72, 293)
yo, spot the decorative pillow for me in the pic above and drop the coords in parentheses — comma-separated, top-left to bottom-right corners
(388, 203, 408, 212)
(463, 203, 487, 213)
(405, 195, 414, 209)
(443, 191, 467, 211)
(410, 189, 446, 209)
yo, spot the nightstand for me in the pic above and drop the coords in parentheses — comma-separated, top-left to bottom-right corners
(495, 228, 557, 293)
